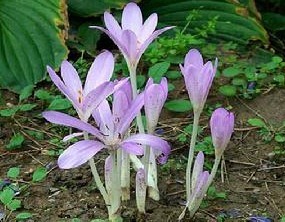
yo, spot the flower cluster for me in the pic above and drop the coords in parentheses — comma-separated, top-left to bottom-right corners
(43, 2, 235, 221)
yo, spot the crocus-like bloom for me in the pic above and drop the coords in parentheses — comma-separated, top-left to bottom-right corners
(144, 77, 168, 133)
(42, 83, 170, 169)
(180, 49, 217, 114)
(91, 2, 174, 67)
(210, 108, 234, 156)
(47, 51, 118, 121)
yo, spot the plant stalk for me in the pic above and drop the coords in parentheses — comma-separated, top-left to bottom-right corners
(186, 111, 201, 200)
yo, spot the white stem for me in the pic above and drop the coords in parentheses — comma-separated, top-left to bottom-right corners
(110, 151, 121, 219)
(121, 149, 130, 200)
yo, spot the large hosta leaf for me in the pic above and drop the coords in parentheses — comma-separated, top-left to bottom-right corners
(142, 0, 269, 44)
(68, 0, 133, 17)
(0, 0, 68, 93)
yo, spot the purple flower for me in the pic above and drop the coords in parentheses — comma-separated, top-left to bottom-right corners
(191, 151, 205, 193)
(144, 78, 168, 132)
(180, 49, 217, 114)
(42, 83, 170, 169)
(210, 108, 234, 156)
(91, 2, 174, 67)
(47, 51, 119, 121)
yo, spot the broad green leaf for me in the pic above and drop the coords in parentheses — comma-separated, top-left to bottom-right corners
(262, 12, 285, 31)
(0, 0, 68, 93)
(0, 188, 14, 205)
(274, 134, 285, 143)
(19, 85, 34, 102)
(232, 78, 247, 88)
(7, 167, 20, 179)
(6, 133, 25, 150)
(68, 0, 130, 17)
(164, 99, 192, 112)
(148, 62, 170, 82)
(7, 199, 21, 211)
(166, 71, 181, 79)
(223, 67, 241, 78)
(48, 98, 72, 110)
(35, 89, 54, 102)
(18, 104, 37, 112)
(0, 107, 19, 117)
(218, 85, 237, 97)
(32, 167, 47, 182)
(16, 212, 33, 220)
(142, 0, 268, 44)
(136, 75, 146, 88)
(168, 83, 175, 91)
(247, 118, 266, 128)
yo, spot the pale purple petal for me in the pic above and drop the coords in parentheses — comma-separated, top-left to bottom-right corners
(184, 49, 203, 70)
(122, 2, 142, 35)
(136, 168, 146, 213)
(120, 142, 144, 155)
(92, 99, 114, 135)
(144, 78, 168, 132)
(90, 26, 129, 62)
(42, 111, 103, 140)
(114, 79, 132, 104)
(84, 51, 114, 95)
(113, 90, 129, 127)
(47, 66, 79, 109)
(121, 30, 137, 65)
(104, 12, 122, 39)
(191, 152, 204, 192)
(61, 61, 83, 102)
(62, 132, 84, 142)
(58, 140, 105, 169)
(210, 108, 234, 155)
(124, 133, 170, 163)
(82, 81, 115, 120)
(118, 92, 144, 134)
(136, 26, 174, 64)
(139, 13, 158, 43)
(194, 171, 209, 197)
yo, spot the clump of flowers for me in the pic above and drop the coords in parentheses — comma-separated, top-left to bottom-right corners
(43, 2, 235, 221)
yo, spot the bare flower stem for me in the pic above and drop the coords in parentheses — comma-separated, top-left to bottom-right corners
(186, 111, 201, 200)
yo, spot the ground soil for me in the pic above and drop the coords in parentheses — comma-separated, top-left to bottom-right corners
(1, 88, 285, 222)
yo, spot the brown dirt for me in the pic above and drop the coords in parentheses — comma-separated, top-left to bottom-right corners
(1, 89, 285, 222)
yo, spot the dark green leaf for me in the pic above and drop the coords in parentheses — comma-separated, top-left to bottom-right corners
(247, 118, 266, 128)
(0, 0, 68, 92)
(223, 67, 241, 78)
(136, 75, 146, 88)
(19, 85, 34, 102)
(7, 167, 20, 179)
(148, 62, 170, 82)
(7, 199, 21, 211)
(35, 89, 54, 102)
(164, 99, 192, 112)
(18, 104, 37, 112)
(218, 85, 237, 97)
(0, 188, 14, 205)
(165, 71, 181, 79)
(32, 167, 47, 182)
(6, 133, 25, 150)
(48, 98, 72, 110)
(16, 212, 33, 220)
(0, 107, 19, 117)
(274, 134, 285, 143)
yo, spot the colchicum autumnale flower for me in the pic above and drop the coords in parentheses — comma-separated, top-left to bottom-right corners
(210, 108, 235, 157)
(42, 88, 170, 169)
(47, 50, 119, 121)
(91, 2, 174, 68)
(180, 49, 217, 114)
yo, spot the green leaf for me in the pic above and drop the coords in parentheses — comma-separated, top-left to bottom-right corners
(165, 70, 181, 79)
(223, 67, 241, 78)
(19, 85, 34, 102)
(0, 0, 68, 93)
(35, 89, 54, 102)
(148, 62, 170, 82)
(48, 98, 72, 110)
(7, 167, 20, 179)
(18, 104, 37, 112)
(68, 0, 129, 17)
(262, 12, 285, 31)
(274, 75, 285, 85)
(0, 107, 19, 117)
(7, 199, 21, 211)
(16, 212, 33, 220)
(164, 99, 192, 112)
(218, 85, 237, 97)
(167, 83, 175, 91)
(32, 167, 47, 182)
(136, 75, 146, 88)
(247, 118, 266, 128)
(6, 133, 25, 150)
(142, 0, 269, 44)
(232, 78, 247, 88)
(274, 134, 285, 143)
(0, 188, 14, 205)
